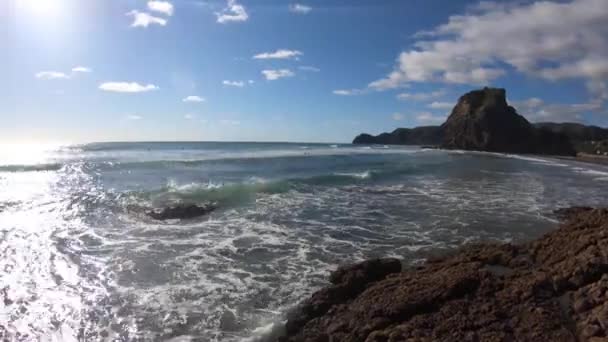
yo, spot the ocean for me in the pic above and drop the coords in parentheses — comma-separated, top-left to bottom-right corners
(1, 141, 608, 341)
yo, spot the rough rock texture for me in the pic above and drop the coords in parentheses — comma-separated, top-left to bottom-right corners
(146, 203, 217, 220)
(352, 126, 443, 146)
(280, 208, 608, 341)
(441, 88, 575, 156)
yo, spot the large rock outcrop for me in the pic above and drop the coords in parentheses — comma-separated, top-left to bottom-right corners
(279, 207, 608, 341)
(352, 88, 584, 156)
(441, 88, 575, 155)
(353, 126, 442, 146)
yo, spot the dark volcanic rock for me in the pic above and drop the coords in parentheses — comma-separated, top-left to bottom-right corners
(352, 88, 586, 156)
(441, 87, 575, 156)
(535, 122, 608, 143)
(285, 258, 401, 336)
(353, 126, 442, 146)
(553, 206, 594, 221)
(280, 208, 608, 341)
(147, 203, 216, 220)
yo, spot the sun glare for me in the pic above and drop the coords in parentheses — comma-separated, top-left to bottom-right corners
(16, 0, 64, 18)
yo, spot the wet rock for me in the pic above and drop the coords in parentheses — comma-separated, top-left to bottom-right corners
(285, 258, 401, 336)
(220, 310, 240, 331)
(329, 258, 402, 286)
(146, 203, 217, 220)
(554, 206, 594, 221)
(280, 208, 608, 341)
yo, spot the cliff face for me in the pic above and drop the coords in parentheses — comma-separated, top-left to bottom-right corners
(441, 88, 531, 152)
(352, 126, 442, 145)
(280, 207, 608, 341)
(441, 88, 575, 155)
(353, 87, 581, 156)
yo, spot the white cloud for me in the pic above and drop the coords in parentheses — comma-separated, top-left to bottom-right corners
(222, 80, 245, 87)
(392, 113, 405, 121)
(262, 69, 294, 81)
(428, 101, 453, 110)
(126, 114, 143, 120)
(397, 89, 445, 101)
(36, 67, 93, 80)
(587, 80, 608, 102)
(182, 95, 206, 102)
(184, 113, 197, 120)
(216, 0, 248, 23)
(511, 98, 602, 123)
(253, 49, 303, 60)
(332, 89, 364, 96)
(147, 1, 174, 16)
(298, 65, 320, 72)
(35, 71, 70, 80)
(370, 0, 608, 91)
(248, 80, 255, 84)
(127, 10, 167, 27)
(416, 112, 446, 125)
(99, 82, 159, 93)
(72, 66, 92, 73)
(289, 4, 312, 14)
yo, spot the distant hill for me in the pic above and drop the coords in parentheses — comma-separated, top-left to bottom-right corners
(533, 122, 608, 142)
(353, 87, 579, 156)
(353, 126, 442, 145)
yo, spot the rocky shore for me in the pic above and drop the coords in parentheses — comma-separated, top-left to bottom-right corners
(278, 207, 608, 341)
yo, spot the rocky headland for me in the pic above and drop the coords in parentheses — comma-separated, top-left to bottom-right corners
(278, 207, 608, 341)
(352, 87, 608, 157)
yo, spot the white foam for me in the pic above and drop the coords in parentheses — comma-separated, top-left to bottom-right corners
(241, 321, 286, 342)
(334, 170, 372, 179)
(572, 167, 608, 177)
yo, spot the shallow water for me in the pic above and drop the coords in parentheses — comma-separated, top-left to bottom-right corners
(1, 142, 608, 341)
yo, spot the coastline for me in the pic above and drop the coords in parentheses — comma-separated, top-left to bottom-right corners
(575, 153, 608, 166)
(278, 207, 608, 341)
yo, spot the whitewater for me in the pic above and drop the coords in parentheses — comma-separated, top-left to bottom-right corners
(1, 142, 608, 341)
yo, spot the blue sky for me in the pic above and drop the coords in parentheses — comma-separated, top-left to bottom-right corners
(2, 0, 608, 143)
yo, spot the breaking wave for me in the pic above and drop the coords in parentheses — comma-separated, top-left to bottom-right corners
(0, 163, 63, 173)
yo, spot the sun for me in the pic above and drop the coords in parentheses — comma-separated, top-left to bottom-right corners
(16, 0, 64, 18)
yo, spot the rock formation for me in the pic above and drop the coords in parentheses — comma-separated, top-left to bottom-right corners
(279, 207, 608, 341)
(440, 88, 575, 155)
(353, 87, 580, 156)
(146, 203, 217, 220)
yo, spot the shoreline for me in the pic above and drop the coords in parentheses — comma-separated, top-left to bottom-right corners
(278, 207, 608, 341)
(575, 153, 608, 166)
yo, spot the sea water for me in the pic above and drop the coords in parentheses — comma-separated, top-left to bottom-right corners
(1, 142, 608, 341)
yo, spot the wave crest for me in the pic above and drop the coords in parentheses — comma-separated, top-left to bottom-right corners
(0, 163, 63, 173)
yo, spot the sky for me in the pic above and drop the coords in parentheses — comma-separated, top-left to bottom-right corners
(2, 0, 608, 143)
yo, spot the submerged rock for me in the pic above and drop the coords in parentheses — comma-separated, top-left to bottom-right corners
(280, 208, 608, 341)
(146, 203, 217, 220)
